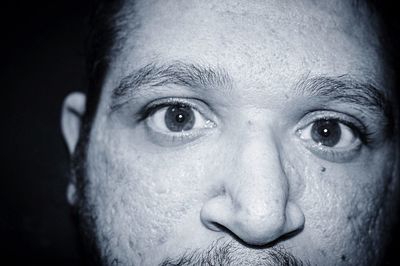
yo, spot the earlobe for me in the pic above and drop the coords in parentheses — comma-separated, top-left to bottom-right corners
(62, 92, 86, 206)
(67, 183, 78, 206)
(61, 92, 86, 154)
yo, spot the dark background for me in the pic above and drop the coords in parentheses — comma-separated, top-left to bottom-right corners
(2, 1, 91, 264)
(1, 1, 399, 265)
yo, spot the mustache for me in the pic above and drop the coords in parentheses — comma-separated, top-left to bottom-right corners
(159, 239, 310, 266)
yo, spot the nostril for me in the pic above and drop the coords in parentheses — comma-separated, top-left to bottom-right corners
(200, 195, 233, 231)
(200, 188, 305, 247)
(205, 221, 243, 243)
(279, 226, 304, 241)
(207, 222, 267, 247)
(208, 221, 226, 232)
(209, 221, 290, 249)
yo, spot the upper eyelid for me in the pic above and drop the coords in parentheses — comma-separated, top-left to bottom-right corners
(139, 97, 216, 120)
(145, 97, 203, 110)
(297, 109, 366, 131)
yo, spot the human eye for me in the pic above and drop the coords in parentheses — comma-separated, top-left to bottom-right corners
(296, 111, 371, 162)
(140, 98, 217, 146)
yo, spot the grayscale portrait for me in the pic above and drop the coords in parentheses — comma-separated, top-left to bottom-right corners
(59, 0, 400, 265)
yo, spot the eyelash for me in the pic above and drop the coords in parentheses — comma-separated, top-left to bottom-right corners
(344, 120, 373, 145)
(137, 98, 203, 122)
(300, 111, 374, 145)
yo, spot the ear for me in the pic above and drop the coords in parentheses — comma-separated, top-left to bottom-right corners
(61, 92, 86, 206)
(61, 92, 86, 154)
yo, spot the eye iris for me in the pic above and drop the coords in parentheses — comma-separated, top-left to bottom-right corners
(165, 105, 195, 132)
(311, 119, 341, 147)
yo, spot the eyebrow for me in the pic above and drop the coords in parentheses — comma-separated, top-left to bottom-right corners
(111, 61, 232, 108)
(111, 62, 393, 133)
(294, 74, 393, 124)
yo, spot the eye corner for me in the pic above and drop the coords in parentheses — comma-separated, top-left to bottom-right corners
(295, 127, 307, 139)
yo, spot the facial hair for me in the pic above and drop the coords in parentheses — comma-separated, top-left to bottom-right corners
(159, 239, 309, 266)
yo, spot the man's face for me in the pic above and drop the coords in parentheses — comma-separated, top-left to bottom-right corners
(63, 0, 399, 265)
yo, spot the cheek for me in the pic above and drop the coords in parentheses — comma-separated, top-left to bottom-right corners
(84, 130, 216, 261)
(296, 146, 394, 262)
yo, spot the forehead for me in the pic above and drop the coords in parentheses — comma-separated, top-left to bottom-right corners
(105, 0, 388, 99)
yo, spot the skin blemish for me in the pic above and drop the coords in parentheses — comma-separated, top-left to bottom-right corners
(319, 249, 327, 257)
(341, 255, 346, 261)
(129, 239, 134, 249)
(111, 258, 120, 266)
(158, 236, 167, 245)
(321, 166, 326, 172)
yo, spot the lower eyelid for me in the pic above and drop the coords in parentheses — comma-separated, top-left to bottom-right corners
(144, 125, 212, 147)
(301, 139, 362, 162)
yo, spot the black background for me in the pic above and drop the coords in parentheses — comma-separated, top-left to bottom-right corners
(2, 1, 91, 264)
(1, 1, 399, 265)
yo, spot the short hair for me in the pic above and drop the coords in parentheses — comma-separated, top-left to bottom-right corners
(82, 0, 125, 127)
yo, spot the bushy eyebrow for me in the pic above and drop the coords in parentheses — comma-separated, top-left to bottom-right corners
(295, 74, 388, 109)
(111, 61, 232, 107)
(294, 74, 393, 125)
(110, 62, 394, 133)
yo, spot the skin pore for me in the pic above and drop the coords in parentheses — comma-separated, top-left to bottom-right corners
(62, 0, 399, 265)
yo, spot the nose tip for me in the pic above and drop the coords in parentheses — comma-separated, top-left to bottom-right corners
(235, 201, 305, 245)
(201, 196, 305, 246)
(233, 209, 285, 245)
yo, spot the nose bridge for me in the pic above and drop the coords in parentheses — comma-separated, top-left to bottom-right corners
(230, 128, 288, 219)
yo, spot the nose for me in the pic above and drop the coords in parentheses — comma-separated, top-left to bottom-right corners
(200, 132, 305, 245)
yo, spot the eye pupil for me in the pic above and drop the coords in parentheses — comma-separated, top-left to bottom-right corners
(311, 119, 341, 147)
(320, 128, 330, 137)
(165, 105, 195, 131)
(176, 114, 185, 123)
